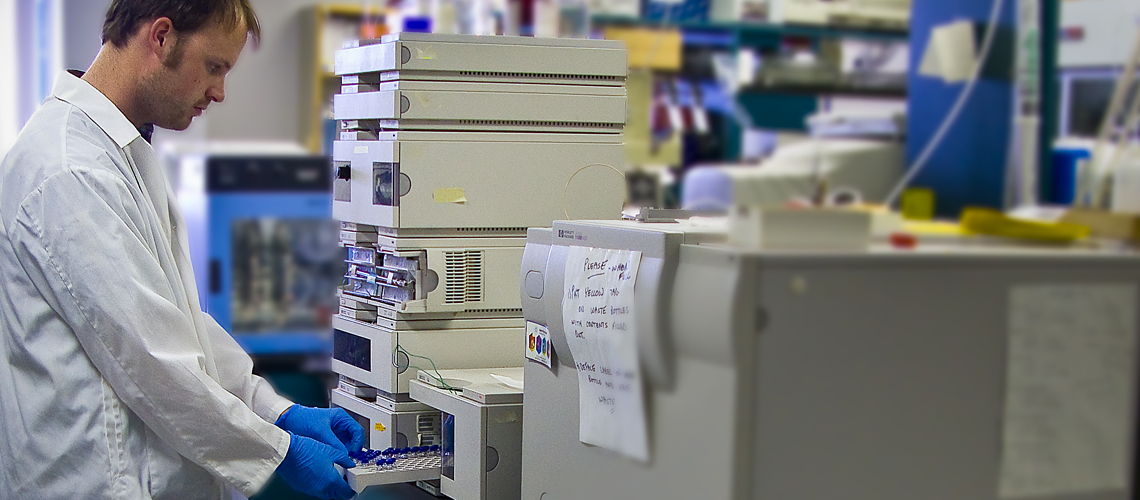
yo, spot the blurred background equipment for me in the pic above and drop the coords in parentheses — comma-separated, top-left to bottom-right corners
(176, 144, 341, 357)
(682, 109, 904, 209)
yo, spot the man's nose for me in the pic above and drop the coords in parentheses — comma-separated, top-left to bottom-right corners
(208, 81, 225, 103)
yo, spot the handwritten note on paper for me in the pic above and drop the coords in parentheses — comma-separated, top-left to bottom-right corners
(561, 246, 649, 462)
(999, 284, 1138, 499)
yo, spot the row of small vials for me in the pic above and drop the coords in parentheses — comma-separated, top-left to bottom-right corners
(350, 446, 441, 465)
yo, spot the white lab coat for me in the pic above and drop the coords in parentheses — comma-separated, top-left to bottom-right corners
(0, 72, 291, 499)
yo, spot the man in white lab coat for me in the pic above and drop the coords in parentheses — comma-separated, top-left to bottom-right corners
(0, 1, 363, 499)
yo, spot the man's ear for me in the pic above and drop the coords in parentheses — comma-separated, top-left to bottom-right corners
(143, 17, 177, 60)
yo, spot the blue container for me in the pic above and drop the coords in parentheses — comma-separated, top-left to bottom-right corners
(404, 17, 432, 32)
(1050, 147, 1090, 205)
(643, 0, 709, 22)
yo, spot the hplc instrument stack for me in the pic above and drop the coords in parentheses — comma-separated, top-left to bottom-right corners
(329, 33, 628, 457)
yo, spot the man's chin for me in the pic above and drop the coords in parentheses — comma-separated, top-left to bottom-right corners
(155, 117, 195, 132)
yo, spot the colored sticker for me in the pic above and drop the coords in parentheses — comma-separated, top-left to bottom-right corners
(525, 321, 552, 369)
(374, 423, 386, 432)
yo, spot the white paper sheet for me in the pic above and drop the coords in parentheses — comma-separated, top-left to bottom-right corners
(999, 284, 1139, 498)
(561, 245, 649, 462)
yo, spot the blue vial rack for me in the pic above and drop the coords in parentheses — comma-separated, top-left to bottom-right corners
(345, 447, 442, 492)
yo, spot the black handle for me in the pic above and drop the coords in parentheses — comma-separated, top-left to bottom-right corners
(209, 259, 221, 294)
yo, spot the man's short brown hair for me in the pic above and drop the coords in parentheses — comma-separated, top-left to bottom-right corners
(101, 0, 261, 48)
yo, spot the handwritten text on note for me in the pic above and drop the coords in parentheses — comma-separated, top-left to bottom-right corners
(562, 246, 648, 462)
(999, 284, 1138, 498)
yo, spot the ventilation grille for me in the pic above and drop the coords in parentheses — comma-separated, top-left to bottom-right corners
(464, 308, 523, 314)
(455, 119, 622, 128)
(456, 227, 528, 232)
(417, 413, 440, 433)
(444, 250, 484, 304)
(457, 70, 624, 81)
(417, 413, 441, 446)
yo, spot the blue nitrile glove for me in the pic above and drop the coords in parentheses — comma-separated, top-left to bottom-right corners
(275, 404, 366, 455)
(277, 432, 356, 500)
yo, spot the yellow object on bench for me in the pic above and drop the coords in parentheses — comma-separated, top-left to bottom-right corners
(960, 207, 1090, 242)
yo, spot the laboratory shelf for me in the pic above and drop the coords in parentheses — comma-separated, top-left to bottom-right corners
(735, 91, 818, 131)
(740, 83, 907, 98)
(594, 14, 909, 159)
(592, 15, 909, 48)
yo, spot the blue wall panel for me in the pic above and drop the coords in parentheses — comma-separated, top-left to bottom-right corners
(907, 0, 1015, 217)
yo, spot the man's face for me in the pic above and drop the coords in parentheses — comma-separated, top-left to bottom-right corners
(140, 19, 248, 130)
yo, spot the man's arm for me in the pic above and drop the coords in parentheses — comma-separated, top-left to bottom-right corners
(9, 167, 288, 495)
(203, 286, 365, 455)
(202, 313, 294, 422)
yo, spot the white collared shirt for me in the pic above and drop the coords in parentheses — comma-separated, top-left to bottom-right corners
(0, 71, 291, 499)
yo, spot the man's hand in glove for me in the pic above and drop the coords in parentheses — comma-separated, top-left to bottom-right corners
(275, 404, 366, 454)
(276, 432, 356, 500)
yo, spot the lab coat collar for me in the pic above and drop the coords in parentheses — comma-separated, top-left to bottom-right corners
(51, 71, 141, 149)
